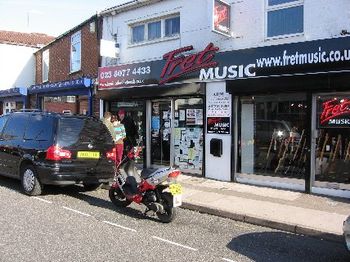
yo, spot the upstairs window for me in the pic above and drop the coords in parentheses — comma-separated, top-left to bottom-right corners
(132, 25, 145, 43)
(70, 31, 81, 72)
(42, 49, 49, 82)
(165, 16, 180, 37)
(148, 21, 161, 40)
(267, 0, 303, 38)
(130, 15, 180, 44)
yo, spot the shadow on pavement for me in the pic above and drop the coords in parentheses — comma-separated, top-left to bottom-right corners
(0, 176, 158, 221)
(0, 176, 21, 192)
(43, 184, 160, 222)
(227, 231, 349, 262)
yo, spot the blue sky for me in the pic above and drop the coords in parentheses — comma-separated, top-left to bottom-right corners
(0, 0, 129, 36)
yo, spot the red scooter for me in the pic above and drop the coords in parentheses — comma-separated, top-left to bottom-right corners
(108, 147, 182, 223)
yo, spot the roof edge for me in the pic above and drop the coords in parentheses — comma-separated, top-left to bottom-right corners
(35, 14, 98, 53)
(100, 0, 163, 16)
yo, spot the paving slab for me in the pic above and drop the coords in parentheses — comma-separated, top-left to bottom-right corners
(179, 174, 350, 242)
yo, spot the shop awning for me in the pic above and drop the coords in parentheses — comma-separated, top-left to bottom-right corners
(97, 82, 204, 100)
(29, 77, 92, 95)
(0, 87, 27, 101)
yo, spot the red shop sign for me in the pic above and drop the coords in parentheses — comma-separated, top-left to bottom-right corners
(159, 43, 219, 84)
(320, 98, 350, 127)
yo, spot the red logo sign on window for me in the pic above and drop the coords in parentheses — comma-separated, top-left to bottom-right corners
(320, 98, 350, 126)
(159, 43, 219, 84)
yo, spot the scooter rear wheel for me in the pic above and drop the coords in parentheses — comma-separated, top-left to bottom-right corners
(109, 187, 132, 207)
(157, 192, 177, 223)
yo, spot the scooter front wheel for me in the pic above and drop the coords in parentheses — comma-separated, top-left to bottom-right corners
(109, 186, 132, 207)
(157, 192, 177, 223)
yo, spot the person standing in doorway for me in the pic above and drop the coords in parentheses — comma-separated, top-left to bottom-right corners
(102, 111, 116, 141)
(118, 109, 138, 153)
(113, 116, 126, 166)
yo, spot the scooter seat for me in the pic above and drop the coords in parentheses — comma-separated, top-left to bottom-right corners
(141, 168, 159, 179)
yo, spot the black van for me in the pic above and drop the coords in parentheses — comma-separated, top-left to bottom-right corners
(0, 111, 116, 195)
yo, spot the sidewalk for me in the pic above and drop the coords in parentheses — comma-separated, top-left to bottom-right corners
(177, 174, 350, 243)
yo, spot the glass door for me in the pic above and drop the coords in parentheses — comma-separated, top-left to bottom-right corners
(151, 100, 171, 166)
(110, 101, 146, 165)
(237, 93, 307, 188)
(313, 93, 350, 191)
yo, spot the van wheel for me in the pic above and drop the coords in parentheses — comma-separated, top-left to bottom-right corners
(21, 165, 42, 196)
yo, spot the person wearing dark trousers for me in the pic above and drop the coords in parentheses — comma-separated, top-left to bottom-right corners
(118, 109, 138, 153)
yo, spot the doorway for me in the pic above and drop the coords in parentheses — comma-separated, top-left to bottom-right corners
(151, 100, 171, 166)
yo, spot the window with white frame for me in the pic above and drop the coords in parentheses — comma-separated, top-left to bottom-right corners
(42, 49, 49, 82)
(267, 0, 303, 38)
(66, 96, 76, 103)
(130, 15, 180, 44)
(165, 16, 180, 37)
(70, 31, 81, 72)
(148, 21, 161, 40)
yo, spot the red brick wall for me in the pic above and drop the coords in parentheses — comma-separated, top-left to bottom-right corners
(44, 102, 77, 114)
(35, 16, 100, 83)
(32, 16, 102, 114)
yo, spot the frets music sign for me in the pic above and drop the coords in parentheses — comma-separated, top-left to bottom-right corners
(320, 98, 350, 127)
(159, 43, 219, 84)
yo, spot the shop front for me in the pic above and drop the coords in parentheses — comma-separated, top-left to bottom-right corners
(219, 36, 350, 198)
(28, 77, 93, 115)
(99, 37, 350, 197)
(98, 59, 205, 174)
(0, 87, 28, 114)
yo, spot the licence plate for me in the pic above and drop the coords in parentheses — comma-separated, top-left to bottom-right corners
(169, 183, 182, 195)
(77, 151, 100, 159)
(173, 194, 182, 207)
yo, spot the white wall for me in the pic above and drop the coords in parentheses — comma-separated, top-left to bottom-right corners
(205, 81, 232, 181)
(102, 0, 350, 66)
(0, 44, 37, 90)
(100, 0, 350, 182)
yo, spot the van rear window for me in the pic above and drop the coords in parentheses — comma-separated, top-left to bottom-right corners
(57, 118, 113, 147)
(57, 118, 84, 147)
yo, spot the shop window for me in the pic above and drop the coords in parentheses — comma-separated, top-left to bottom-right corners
(66, 96, 76, 103)
(267, 0, 303, 38)
(238, 94, 307, 180)
(42, 49, 49, 82)
(130, 14, 180, 44)
(314, 95, 350, 190)
(70, 31, 81, 72)
(173, 98, 203, 172)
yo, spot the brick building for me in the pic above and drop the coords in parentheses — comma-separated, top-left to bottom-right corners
(29, 15, 102, 117)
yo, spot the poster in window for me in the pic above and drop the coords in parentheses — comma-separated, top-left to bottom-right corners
(186, 109, 196, 125)
(213, 0, 231, 36)
(186, 109, 203, 125)
(318, 97, 350, 128)
(151, 116, 160, 129)
(179, 110, 186, 121)
(207, 117, 230, 134)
